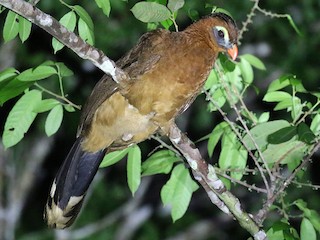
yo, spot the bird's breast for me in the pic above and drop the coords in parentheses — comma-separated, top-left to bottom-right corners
(124, 46, 216, 126)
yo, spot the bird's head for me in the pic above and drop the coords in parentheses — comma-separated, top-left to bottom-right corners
(211, 15, 238, 60)
(188, 12, 239, 61)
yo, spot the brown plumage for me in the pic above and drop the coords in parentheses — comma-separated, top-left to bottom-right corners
(44, 13, 238, 229)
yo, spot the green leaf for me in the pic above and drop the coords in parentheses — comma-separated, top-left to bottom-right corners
(262, 140, 306, 164)
(301, 218, 316, 240)
(207, 122, 229, 157)
(161, 164, 198, 222)
(213, 7, 233, 17)
(187, 8, 199, 21)
(238, 57, 253, 84)
(291, 97, 302, 122)
(18, 15, 32, 43)
(94, 0, 111, 16)
(267, 220, 299, 240)
(52, 11, 77, 53)
(55, 62, 74, 77)
(142, 150, 180, 176)
(297, 123, 316, 145)
(0, 77, 34, 105)
(127, 145, 141, 196)
(268, 76, 291, 92)
(218, 131, 236, 189)
(40, 60, 56, 66)
(33, 99, 60, 113)
(204, 68, 218, 90)
(311, 92, 320, 99)
(131, 2, 171, 23)
(160, 18, 173, 30)
(267, 126, 297, 144)
(3, 90, 42, 148)
(207, 88, 226, 111)
(243, 120, 291, 150)
(310, 114, 320, 135)
(263, 91, 292, 102)
(240, 54, 266, 70)
(3, 11, 19, 42)
(230, 147, 247, 181)
(266, 228, 284, 240)
(60, 11, 77, 30)
(295, 199, 320, 232)
(17, 66, 57, 81)
(220, 54, 236, 72)
(286, 14, 302, 36)
(78, 18, 94, 45)
(0, 67, 18, 82)
(45, 104, 63, 136)
(167, 0, 185, 12)
(218, 131, 240, 171)
(64, 105, 76, 112)
(274, 98, 293, 111)
(100, 148, 129, 168)
(72, 5, 94, 31)
(258, 112, 270, 123)
(289, 77, 307, 93)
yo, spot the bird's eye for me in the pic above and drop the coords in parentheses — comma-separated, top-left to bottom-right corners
(213, 26, 230, 48)
(218, 30, 224, 39)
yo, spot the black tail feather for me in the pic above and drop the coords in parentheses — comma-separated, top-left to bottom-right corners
(44, 137, 106, 228)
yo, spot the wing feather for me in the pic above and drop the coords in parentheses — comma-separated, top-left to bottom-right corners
(77, 29, 169, 136)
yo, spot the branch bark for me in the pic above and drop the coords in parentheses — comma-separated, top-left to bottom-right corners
(0, 0, 127, 83)
(168, 124, 267, 240)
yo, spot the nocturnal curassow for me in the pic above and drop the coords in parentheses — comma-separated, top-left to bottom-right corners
(44, 12, 238, 228)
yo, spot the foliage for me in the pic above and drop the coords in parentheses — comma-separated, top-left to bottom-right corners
(0, 0, 319, 239)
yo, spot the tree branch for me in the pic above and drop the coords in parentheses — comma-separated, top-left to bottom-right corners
(168, 124, 267, 240)
(0, 0, 127, 83)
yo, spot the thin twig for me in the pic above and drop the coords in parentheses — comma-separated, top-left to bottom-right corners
(35, 83, 81, 110)
(274, 173, 320, 190)
(215, 169, 268, 194)
(150, 135, 182, 158)
(254, 142, 320, 224)
(238, 0, 260, 44)
(213, 63, 274, 190)
(231, 84, 257, 125)
(295, 99, 320, 125)
(204, 89, 271, 195)
(170, 14, 179, 32)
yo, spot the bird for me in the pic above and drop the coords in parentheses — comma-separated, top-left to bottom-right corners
(44, 12, 238, 229)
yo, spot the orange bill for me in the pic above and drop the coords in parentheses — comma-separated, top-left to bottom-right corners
(227, 44, 238, 61)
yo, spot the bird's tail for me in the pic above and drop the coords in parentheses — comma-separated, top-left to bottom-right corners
(44, 137, 106, 229)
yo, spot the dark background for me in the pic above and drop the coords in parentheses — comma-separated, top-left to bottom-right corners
(0, 0, 319, 239)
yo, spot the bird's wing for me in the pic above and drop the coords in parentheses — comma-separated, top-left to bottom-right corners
(77, 75, 118, 137)
(117, 29, 166, 70)
(77, 29, 169, 137)
(116, 29, 167, 80)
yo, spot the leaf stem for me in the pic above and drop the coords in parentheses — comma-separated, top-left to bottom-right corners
(34, 83, 81, 110)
